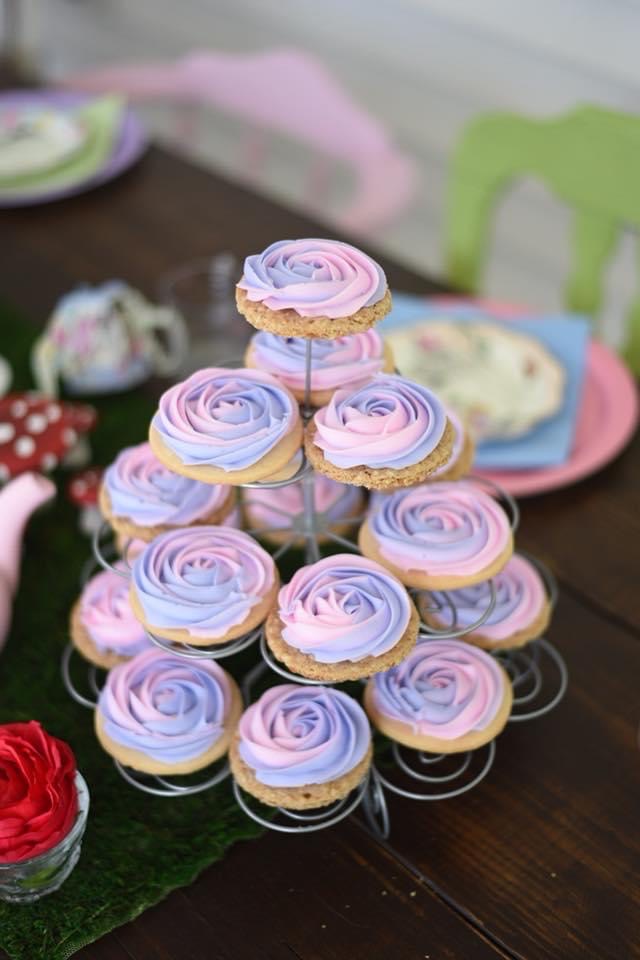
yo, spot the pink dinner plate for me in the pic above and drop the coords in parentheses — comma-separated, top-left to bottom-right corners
(433, 297, 639, 497)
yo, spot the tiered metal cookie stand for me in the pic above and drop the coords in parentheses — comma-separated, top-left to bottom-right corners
(61, 336, 568, 834)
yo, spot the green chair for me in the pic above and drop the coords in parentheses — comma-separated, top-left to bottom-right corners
(445, 105, 640, 371)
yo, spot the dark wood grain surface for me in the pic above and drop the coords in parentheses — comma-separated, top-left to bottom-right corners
(1, 144, 639, 960)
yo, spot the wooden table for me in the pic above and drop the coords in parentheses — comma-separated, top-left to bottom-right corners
(2, 145, 639, 960)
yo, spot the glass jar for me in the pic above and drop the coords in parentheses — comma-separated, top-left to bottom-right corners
(0, 772, 90, 903)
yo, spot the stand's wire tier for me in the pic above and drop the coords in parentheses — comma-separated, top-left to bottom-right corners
(65, 333, 567, 817)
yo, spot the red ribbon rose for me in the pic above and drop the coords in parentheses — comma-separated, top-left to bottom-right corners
(0, 721, 78, 863)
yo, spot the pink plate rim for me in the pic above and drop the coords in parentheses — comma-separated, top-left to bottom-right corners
(430, 296, 639, 497)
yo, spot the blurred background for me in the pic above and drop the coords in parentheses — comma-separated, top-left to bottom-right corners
(6, 0, 640, 347)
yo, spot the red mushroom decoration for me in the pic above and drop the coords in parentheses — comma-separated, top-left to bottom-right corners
(0, 393, 97, 483)
(67, 468, 104, 535)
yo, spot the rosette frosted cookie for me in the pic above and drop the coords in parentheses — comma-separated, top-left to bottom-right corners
(229, 684, 372, 809)
(149, 367, 302, 484)
(243, 473, 363, 546)
(95, 649, 242, 775)
(100, 442, 236, 543)
(364, 640, 512, 753)
(245, 329, 395, 407)
(359, 481, 513, 589)
(70, 564, 152, 668)
(265, 554, 419, 681)
(236, 238, 391, 338)
(305, 374, 454, 490)
(129, 526, 278, 646)
(421, 553, 551, 650)
(115, 503, 242, 559)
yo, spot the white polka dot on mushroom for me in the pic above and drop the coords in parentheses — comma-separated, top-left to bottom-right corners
(26, 413, 47, 434)
(15, 436, 35, 458)
(11, 400, 28, 418)
(46, 404, 61, 422)
(62, 428, 77, 446)
(0, 423, 14, 444)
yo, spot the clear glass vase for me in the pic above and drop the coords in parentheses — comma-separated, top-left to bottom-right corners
(0, 772, 90, 904)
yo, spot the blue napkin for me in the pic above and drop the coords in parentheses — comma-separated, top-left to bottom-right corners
(381, 293, 590, 470)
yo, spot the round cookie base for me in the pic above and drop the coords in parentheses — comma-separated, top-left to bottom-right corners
(99, 485, 237, 545)
(229, 737, 373, 810)
(363, 670, 513, 754)
(303, 418, 455, 491)
(358, 521, 514, 590)
(95, 678, 243, 776)
(235, 286, 392, 339)
(128, 574, 280, 647)
(244, 339, 396, 409)
(70, 599, 140, 670)
(148, 418, 303, 486)
(421, 598, 552, 651)
(264, 600, 420, 682)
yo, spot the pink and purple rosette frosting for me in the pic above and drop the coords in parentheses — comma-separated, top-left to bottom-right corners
(371, 640, 505, 739)
(313, 374, 447, 469)
(79, 564, 151, 657)
(367, 481, 511, 577)
(237, 239, 387, 318)
(277, 554, 411, 663)
(237, 684, 370, 787)
(426, 554, 547, 642)
(97, 649, 232, 764)
(245, 474, 361, 533)
(131, 527, 275, 639)
(104, 442, 231, 526)
(248, 329, 387, 394)
(151, 367, 298, 470)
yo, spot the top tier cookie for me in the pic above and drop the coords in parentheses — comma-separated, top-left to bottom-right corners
(235, 238, 392, 338)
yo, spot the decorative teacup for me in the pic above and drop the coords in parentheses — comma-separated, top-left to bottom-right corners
(32, 281, 188, 396)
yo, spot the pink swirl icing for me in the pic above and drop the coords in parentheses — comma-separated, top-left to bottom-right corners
(237, 684, 370, 787)
(371, 640, 506, 739)
(248, 330, 387, 394)
(131, 526, 275, 639)
(237, 239, 386, 318)
(312, 374, 447, 469)
(244, 474, 361, 532)
(277, 554, 411, 663)
(79, 564, 151, 657)
(427, 554, 547, 641)
(367, 481, 511, 577)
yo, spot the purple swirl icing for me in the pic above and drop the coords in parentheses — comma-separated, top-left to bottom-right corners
(371, 640, 505, 739)
(131, 526, 275, 639)
(278, 554, 411, 663)
(237, 239, 386, 318)
(104, 442, 231, 526)
(151, 367, 298, 471)
(426, 554, 547, 641)
(367, 481, 511, 577)
(313, 374, 447, 469)
(238, 684, 370, 787)
(248, 330, 386, 394)
(98, 648, 233, 764)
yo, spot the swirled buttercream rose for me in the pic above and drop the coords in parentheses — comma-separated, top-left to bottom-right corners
(249, 330, 386, 393)
(237, 239, 386, 318)
(238, 684, 370, 787)
(97, 649, 232, 764)
(427, 554, 547, 641)
(131, 527, 275, 639)
(151, 368, 298, 470)
(431, 408, 465, 478)
(368, 481, 511, 576)
(104, 442, 231, 526)
(80, 565, 151, 656)
(278, 554, 411, 663)
(245, 474, 361, 532)
(0, 721, 78, 863)
(312, 375, 447, 469)
(371, 640, 504, 739)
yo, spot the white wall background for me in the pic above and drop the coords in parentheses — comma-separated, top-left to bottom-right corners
(13, 0, 640, 344)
